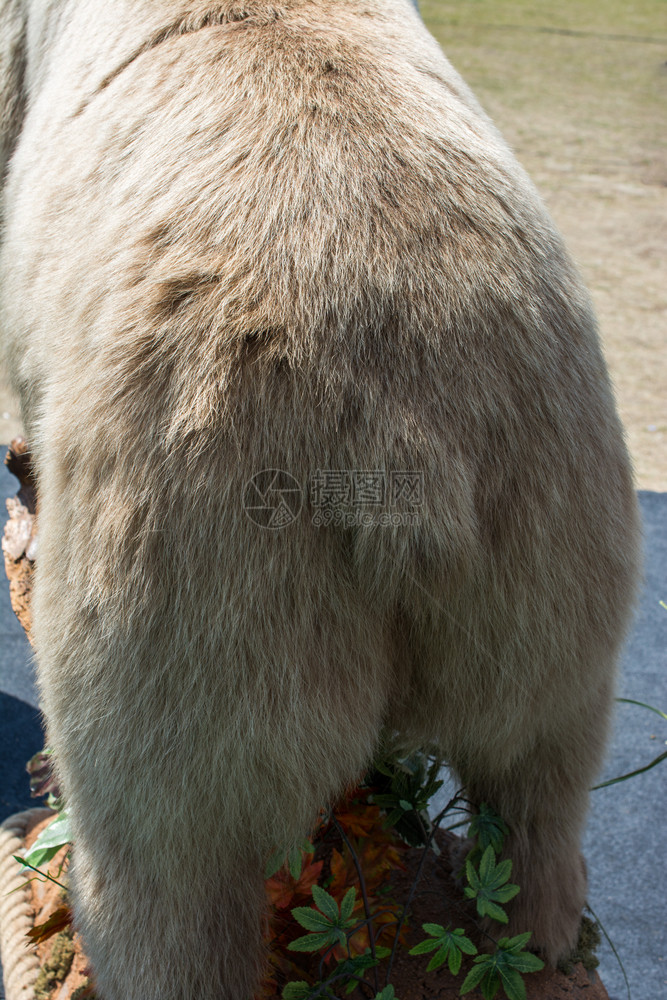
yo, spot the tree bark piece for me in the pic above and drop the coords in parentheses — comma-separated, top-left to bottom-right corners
(2, 439, 36, 644)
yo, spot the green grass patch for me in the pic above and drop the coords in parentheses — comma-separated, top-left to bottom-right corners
(419, 1, 667, 182)
(420, 0, 666, 38)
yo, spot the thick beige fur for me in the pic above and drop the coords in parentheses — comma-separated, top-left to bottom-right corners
(0, 1, 641, 997)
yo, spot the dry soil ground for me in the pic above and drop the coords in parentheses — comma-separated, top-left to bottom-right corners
(1, 0, 665, 488)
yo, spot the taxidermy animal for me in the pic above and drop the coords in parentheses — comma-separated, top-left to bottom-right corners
(0, 1, 640, 997)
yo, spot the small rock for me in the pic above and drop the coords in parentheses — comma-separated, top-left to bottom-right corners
(2, 498, 34, 560)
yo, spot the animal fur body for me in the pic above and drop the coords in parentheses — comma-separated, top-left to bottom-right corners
(0, 1, 641, 997)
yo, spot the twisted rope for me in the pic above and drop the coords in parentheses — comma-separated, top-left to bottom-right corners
(0, 809, 54, 1000)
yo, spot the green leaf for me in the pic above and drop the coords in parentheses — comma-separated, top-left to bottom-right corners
(265, 849, 286, 878)
(479, 845, 496, 882)
(23, 810, 72, 868)
(447, 945, 463, 976)
(288, 931, 338, 953)
(466, 846, 519, 924)
(332, 949, 384, 994)
(498, 966, 527, 1000)
(493, 884, 521, 904)
(468, 803, 509, 855)
(499, 933, 532, 952)
(398, 799, 412, 811)
(312, 885, 340, 924)
(372, 794, 399, 809)
(21, 843, 63, 869)
(282, 982, 312, 1000)
(460, 963, 488, 994)
(491, 858, 513, 886)
(479, 969, 501, 1000)
(503, 952, 545, 974)
(409, 938, 441, 955)
(422, 923, 446, 936)
(339, 886, 356, 923)
(411, 925, 476, 976)
(456, 935, 478, 956)
(616, 697, 667, 722)
(374, 988, 396, 1000)
(343, 952, 380, 972)
(593, 749, 667, 789)
(291, 907, 334, 932)
(480, 900, 510, 924)
(426, 946, 449, 973)
(288, 847, 303, 880)
(465, 858, 480, 890)
(385, 808, 404, 828)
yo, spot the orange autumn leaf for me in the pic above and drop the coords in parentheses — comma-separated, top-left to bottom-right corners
(329, 889, 406, 961)
(259, 773, 413, 993)
(329, 846, 357, 892)
(329, 835, 407, 897)
(265, 857, 323, 910)
(334, 802, 384, 839)
(327, 845, 407, 963)
(356, 837, 407, 882)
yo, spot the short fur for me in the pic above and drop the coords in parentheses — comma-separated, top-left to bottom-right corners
(0, 1, 641, 997)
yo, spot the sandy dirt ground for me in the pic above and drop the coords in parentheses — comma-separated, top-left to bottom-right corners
(539, 165, 665, 492)
(490, 96, 666, 493)
(1, 3, 665, 489)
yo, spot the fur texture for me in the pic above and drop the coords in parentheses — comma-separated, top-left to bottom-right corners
(0, 1, 640, 997)
(0, 0, 26, 185)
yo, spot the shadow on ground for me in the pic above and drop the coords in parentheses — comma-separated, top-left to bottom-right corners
(0, 694, 43, 818)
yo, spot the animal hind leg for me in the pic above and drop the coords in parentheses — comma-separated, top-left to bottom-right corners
(449, 697, 611, 966)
